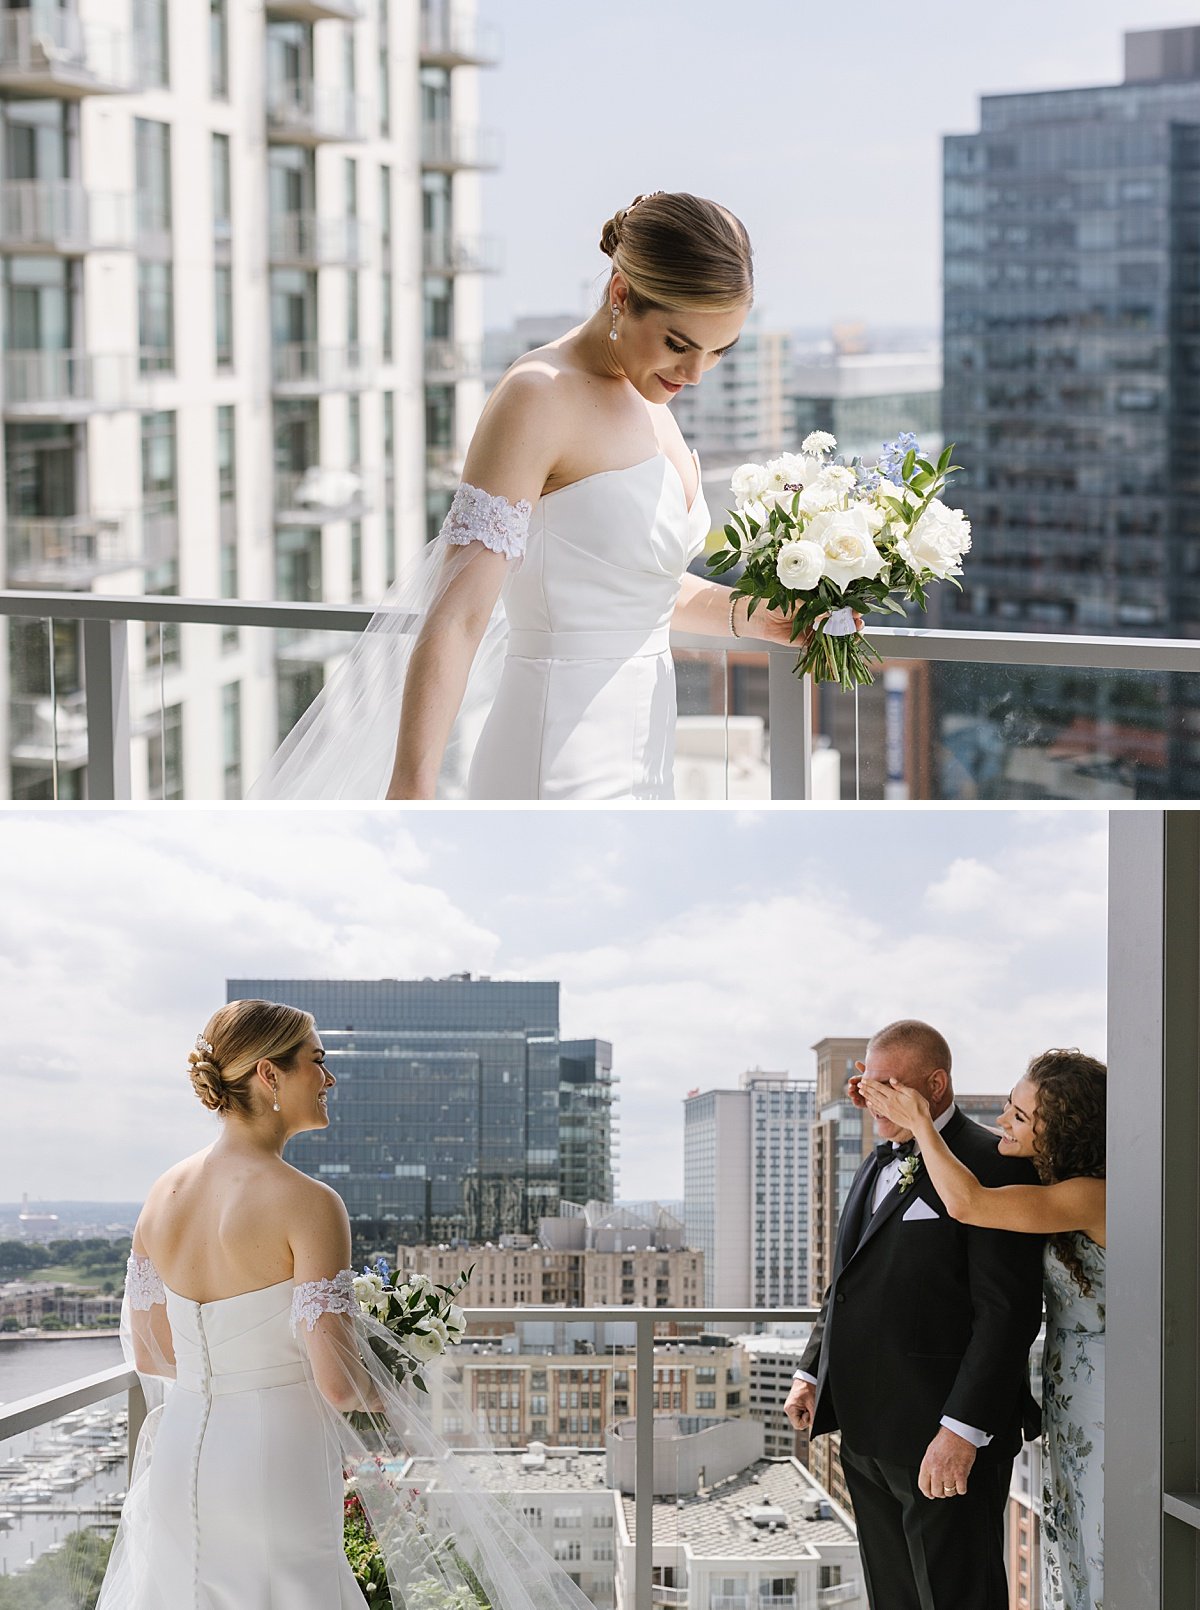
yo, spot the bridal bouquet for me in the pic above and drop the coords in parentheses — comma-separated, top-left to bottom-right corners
(707, 431, 969, 688)
(353, 1258, 472, 1393)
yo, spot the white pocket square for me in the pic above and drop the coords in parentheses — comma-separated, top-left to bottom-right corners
(901, 1198, 940, 1222)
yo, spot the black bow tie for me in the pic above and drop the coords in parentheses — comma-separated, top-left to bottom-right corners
(875, 1138, 917, 1161)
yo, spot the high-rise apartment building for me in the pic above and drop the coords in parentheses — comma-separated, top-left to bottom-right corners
(940, 24, 1200, 798)
(1, 0, 497, 799)
(683, 1071, 817, 1310)
(226, 974, 611, 1244)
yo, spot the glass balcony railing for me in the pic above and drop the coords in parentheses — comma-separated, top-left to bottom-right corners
(5, 513, 135, 587)
(424, 338, 483, 382)
(274, 466, 372, 523)
(420, 121, 502, 171)
(0, 181, 134, 254)
(2, 590, 1199, 801)
(1, 351, 133, 416)
(268, 212, 366, 267)
(272, 342, 373, 393)
(419, 9, 501, 67)
(0, 1305, 843, 1610)
(0, 10, 133, 97)
(264, 0, 363, 20)
(422, 231, 502, 276)
(266, 79, 367, 145)
(9, 688, 89, 767)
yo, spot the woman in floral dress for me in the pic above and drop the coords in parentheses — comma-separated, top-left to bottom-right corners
(862, 1049, 1106, 1609)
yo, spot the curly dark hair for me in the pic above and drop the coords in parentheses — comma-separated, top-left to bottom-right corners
(1025, 1048, 1106, 1296)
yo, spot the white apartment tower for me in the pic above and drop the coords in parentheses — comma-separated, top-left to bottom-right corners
(683, 1071, 817, 1311)
(0, 0, 497, 799)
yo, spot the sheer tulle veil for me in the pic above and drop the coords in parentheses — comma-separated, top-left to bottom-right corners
(100, 1272, 593, 1610)
(246, 519, 522, 801)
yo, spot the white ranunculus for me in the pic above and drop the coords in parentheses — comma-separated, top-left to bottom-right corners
(801, 430, 838, 457)
(445, 1304, 467, 1339)
(805, 505, 885, 589)
(897, 499, 972, 579)
(796, 478, 842, 517)
(353, 1272, 387, 1314)
(403, 1315, 450, 1362)
(730, 461, 770, 506)
(775, 539, 825, 592)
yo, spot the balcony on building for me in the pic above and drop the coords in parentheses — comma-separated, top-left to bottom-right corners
(268, 212, 366, 269)
(1, 351, 132, 419)
(418, 8, 501, 68)
(419, 121, 502, 173)
(274, 465, 371, 524)
(263, 0, 364, 20)
(0, 182, 134, 255)
(421, 231, 501, 276)
(266, 80, 366, 147)
(0, 9, 133, 98)
(271, 342, 373, 396)
(9, 688, 87, 768)
(424, 338, 483, 383)
(5, 511, 135, 588)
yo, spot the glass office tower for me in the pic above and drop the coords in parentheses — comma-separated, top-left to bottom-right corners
(939, 24, 1200, 797)
(227, 976, 609, 1244)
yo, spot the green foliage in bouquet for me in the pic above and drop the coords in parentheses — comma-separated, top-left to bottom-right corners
(353, 1260, 474, 1394)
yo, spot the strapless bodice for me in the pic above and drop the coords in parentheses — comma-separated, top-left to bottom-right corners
(500, 451, 710, 657)
(165, 1279, 311, 1396)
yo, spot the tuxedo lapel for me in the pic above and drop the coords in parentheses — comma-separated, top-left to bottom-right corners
(851, 1109, 968, 1260)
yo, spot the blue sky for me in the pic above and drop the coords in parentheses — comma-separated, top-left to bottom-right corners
(480, 1, 1200, 333)
(0, 809, 1106, 1203)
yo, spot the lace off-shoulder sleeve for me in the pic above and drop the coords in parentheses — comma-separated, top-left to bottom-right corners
(291, 1270, 358, 1334)
(441, 482, 531, 560)
(125, 1253, 166, 1310)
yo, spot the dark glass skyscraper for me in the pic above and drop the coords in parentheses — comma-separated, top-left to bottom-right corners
(227, 976, 611, 1244)
(940, 25, 1200, 797)
(558, 1038, 615, 1206)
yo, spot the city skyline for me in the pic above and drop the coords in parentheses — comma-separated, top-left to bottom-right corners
(0, 809, 1106, 1205)
(479, 2, 1200, 335)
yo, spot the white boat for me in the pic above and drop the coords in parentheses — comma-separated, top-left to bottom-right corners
(0, 1511, 17, 1530)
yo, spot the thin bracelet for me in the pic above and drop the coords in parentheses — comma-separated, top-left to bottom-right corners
(728, 592, 742, 639)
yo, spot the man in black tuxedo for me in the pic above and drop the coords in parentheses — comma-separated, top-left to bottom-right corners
(785, 1020, 1043, 1610)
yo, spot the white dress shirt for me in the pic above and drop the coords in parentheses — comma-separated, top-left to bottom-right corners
(793, 1102, 993, 1449)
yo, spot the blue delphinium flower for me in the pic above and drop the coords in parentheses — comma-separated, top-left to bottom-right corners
(878, 431, 920, 483)
(856, 465, 882, 492)
(372, 1255, 392, 1281)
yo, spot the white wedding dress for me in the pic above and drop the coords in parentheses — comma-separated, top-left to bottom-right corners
(246, 449, 711, 801)
(99, 1257, 592, 1610)
(466, 450, 710, 799)
(100, 1266, 360, 1608)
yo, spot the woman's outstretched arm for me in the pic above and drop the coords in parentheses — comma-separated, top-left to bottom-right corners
(860, 1078, 1106, 1241)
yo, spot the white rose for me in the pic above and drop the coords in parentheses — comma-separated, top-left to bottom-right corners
(796, 479, 841, 517)
(353, 1272, 387, 1315)
(775, 539, 825, 591)
(897, 499, 972, 579)
(801, 430, 837, 457)
(805, 505, 885, 589)
(730, 462, 771, 506)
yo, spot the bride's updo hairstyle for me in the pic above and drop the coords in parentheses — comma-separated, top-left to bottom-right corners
(599, 191, 753, 315)
(1026, 1047, 1106, 1295)
(187, 998, 315, 1118)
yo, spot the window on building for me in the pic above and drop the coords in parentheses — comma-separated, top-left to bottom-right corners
(147, 703, 183, 800)
(209, 0, 228, 98)
(222, 682, 242, 799)
(134, 0, 170, 88)
(134, 118, 172, 244)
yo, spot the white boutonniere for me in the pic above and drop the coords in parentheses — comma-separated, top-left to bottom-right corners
(897, 1156, 922, 1195)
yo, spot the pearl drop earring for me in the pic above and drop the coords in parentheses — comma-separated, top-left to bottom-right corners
(609, 304, 619, 341)
(272, 1086, 280, 1113)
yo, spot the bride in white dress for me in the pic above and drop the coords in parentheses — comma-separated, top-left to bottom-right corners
(97, 999, 590, 1610)
(249, 191, 794, 802)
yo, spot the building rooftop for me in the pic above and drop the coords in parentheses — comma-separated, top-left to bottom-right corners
(622, 1456, 856, 1555)
(409, 1446, 613, 1495)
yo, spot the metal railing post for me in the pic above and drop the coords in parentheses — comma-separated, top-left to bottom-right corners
(635, 1312, 654, 1610)
(82, 615, 130, 798)
(769, 653, 812, 799)
(126, 1376, 147, 1477)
